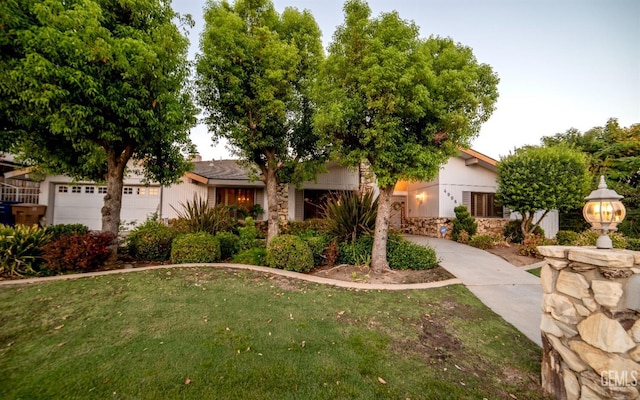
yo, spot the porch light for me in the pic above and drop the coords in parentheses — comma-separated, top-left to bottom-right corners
(416, 192, 425, 203)
(582, 176, 626, 249)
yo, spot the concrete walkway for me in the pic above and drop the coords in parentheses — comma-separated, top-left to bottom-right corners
(404, 235, 543, 347)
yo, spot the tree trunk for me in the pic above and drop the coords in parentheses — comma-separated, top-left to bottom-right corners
(101, 147, 132, 260)
(264, 162, 280, 246)
(371, 184, 394, 273)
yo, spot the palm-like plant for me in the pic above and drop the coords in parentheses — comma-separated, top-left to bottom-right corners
(171, 195, 233, 234)
(321, 190, 378, 243)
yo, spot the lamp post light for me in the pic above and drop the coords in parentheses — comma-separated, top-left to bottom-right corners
(582, 175, 626, 249)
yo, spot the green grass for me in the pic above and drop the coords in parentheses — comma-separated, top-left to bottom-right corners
(0, 268, 545, 399)
(527, 267, 542, 277)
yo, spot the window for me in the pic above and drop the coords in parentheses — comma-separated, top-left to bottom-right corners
(58, 185, 68, 193)
(85, 186, 95, 194)
(216, 188, 255, 209)
(98, 187, 107, 194)
(148, 188, 159, 196)
(71, 186, 82, 193)
(137, 187, 146, 195)
(123, 187, 133, 195)
(303, 190, 338, 220)
(469, 192, 502, 218)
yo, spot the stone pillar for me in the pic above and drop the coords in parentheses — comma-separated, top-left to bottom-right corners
(276, 183, 288, 225)
(538, 245, 640, 400)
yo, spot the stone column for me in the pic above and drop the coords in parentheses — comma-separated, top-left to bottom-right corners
(539, 245, 640, 400)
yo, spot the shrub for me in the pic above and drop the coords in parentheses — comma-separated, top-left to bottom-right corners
(321, 190, 377, 242)
(503, 219, 545, 244)
(0, 224, 52, 276)
(555, 230, 579, 246)
(627, 238, 640, 251)
(299, 233, 330, 266)
(170, 232, 221, 264)
(266, 235, 314, 272)
(126, 220, 177, 261)
(468, 234, 497, 250)
(518, 234, 545, 258)
(452, 206, 477, 241)
(171, 195, 233, 234)
(238, 217, 260, 250)
(574, 230, 627, 249)
(281, 219, 331, 236)
(337, 235, 373, 266)
(387, 234, 438, 270)
(42, 232, 115, 273)
(456, 230, 470, 244)
(215, 231, 240, 260)
(232, 248, 267, 266)
(44, 224, 89, 240)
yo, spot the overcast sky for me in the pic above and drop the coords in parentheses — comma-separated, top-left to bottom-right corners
(174, 0, 640, 161)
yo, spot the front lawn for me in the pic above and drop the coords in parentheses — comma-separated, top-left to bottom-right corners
(0, 268, 545, 399)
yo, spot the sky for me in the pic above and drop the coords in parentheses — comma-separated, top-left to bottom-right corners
(174, 0, 640, 161)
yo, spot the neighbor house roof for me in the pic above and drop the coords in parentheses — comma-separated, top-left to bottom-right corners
(186, 160, 264, 187)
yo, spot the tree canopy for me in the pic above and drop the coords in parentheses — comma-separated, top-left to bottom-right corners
(0, 0, 197, 247)
(496, 145, 591, 236)
(314, 0, 499, 271)
(196, 0, 326, 243)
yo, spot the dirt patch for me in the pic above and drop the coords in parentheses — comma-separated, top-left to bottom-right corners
(484, 243, 542, 267)
(309, 264, 456, 285)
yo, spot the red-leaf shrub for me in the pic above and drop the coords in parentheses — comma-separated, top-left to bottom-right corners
(42, 231, 115, 273)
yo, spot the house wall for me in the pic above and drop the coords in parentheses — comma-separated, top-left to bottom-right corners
(160, 179, 208, 221)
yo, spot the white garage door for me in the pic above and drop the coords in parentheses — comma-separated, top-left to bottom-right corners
(53, 184, 161, 230)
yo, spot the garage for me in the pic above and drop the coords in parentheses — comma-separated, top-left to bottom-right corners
(52, 184, 161, 230)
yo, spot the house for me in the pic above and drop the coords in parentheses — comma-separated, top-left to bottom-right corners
(5, 149, 559, 238)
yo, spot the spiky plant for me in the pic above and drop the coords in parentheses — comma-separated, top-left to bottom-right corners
(321, 190, 378, 243)
(171, 195, 233, 234)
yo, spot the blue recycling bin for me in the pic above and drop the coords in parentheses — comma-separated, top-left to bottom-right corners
(0, 201, 20, 226)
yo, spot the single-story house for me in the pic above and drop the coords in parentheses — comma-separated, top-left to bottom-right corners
(2, 149, 559, 238)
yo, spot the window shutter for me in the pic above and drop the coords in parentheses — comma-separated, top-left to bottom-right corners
(462, 191, 471, 211)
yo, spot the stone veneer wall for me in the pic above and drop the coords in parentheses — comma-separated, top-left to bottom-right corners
(276, 183, 288, 224)
(404, 217, 510, 239)
(538, 245, 640, 400)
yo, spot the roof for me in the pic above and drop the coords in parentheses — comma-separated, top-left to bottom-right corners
(457, 148, 498, 172)
(191, 160, 252, 181)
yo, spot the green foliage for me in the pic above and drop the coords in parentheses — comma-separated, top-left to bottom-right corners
(626, 238, 640, 251)
(170, 232, 221, 264)
(215, 231, 241, 260)
(387, 235, 438, 270)
(321, 190, 378, 243)
(266, 235, 314, 272)
(337, 235, 374, 266)
(2, 0, 197, 237)
(468, 235, 497, 250)
(452, 206, 477, 241)
(518, 234, 546, 258)
(238, 217, 261, 250)
(126, 220, 177, 261)
(171, 196, 234, 235)
(503, 219, 545, 244)
(196, 0, 327, 242)
(555, 230, 580, 246)
(497, 145, 590, 237)
(0, 224, 52, 276)
(41, 232, 114, 273)
(44, 224, 89, 240)
(281, 219, 331, 236)
(299, 233, 331, 266)
(574, 230, 627, 249)
(231, 247, 267, 266)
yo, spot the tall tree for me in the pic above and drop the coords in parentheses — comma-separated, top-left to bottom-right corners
(196, 0, 326, 244)
(1, 0, 197, 248)
(496, 145, 591, 237)
(542, 118, 640, 236)
(314, 0, 499, 272)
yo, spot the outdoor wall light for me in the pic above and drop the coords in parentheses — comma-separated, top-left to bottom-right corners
(582, 175, 626, 249)
(416, 192, 426, 203)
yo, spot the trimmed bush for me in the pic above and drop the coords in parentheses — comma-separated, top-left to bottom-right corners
(44, 224, 89, 240)
(503, 219, 545, 244)
(627, 238, 640, 251)
(238, 217, 260, 250)
(574, 230, 627, 249)
(281, 219, 331, 236)
(387, 235, 438, 270)
(170, 232, 221, 264)
(126, 220, 177, 261)
(42, 231, 115, 273)
(266, 235, 314, 272)
(555, 230, 579, 246)
(468, 234, 496, 250)
(337, 235, 373, 266)
(452, 206, 477, 241)
(300, 233, 330, 266)
(0, 224, 52, 276)
(232, 248, 267, 266)
(215, 231, 240, 260)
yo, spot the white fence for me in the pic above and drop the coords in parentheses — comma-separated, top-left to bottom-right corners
(0, 182, 40, 204)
